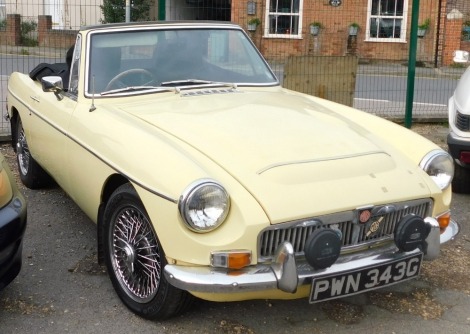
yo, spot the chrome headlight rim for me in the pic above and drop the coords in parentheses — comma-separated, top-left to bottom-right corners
(419, 149, 454, 190)
(178, 179, 230, 233)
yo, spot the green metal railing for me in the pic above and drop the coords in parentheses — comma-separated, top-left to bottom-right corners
(405, 0, 421, 129)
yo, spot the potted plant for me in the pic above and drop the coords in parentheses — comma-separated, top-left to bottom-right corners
(462, 20, 470, 41)
(247, 18, 261, 32)
(349, 23, 360, 36)
(309, 22, 322, 36)
(417, 18, 430, 38)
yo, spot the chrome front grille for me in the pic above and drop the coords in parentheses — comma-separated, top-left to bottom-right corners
(258, 199, 432, 262)
(456, 110, 470, 132)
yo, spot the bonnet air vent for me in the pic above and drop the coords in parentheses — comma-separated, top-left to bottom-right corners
(180, 88, 240, 97)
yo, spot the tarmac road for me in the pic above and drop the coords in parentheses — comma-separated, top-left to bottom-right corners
(0, 124, 469, 334)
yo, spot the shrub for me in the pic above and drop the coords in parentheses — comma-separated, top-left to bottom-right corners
(100, 0, 152, 24)
(21, 20, 38, 47)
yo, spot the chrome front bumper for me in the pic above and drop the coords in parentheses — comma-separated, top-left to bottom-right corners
(164, 218, 459, 294)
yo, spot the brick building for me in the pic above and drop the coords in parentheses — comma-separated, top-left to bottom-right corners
(153, 0, 470, 65)
(226, 0, 470, 66)
(1, 0, 469, 66)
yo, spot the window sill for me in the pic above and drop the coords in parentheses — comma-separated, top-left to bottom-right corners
(263, 34, 303, 40)
(365, 38, 407, 43)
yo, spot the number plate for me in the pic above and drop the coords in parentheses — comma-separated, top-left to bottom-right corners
(309, 253, 422, 303)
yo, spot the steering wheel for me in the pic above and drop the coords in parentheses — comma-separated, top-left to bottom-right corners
(105, 69, 156, 91)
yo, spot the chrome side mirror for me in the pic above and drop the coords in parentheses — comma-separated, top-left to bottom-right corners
(41, 76, 64, 100)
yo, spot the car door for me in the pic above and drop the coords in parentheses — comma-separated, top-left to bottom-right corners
(61, 34, 116, 220)
(25, 37, 81, 188)
(30, 95, 77, 187)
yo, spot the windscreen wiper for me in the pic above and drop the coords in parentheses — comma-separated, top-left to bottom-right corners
(100, 80, 237, 96)
(160, 79, 237, 89)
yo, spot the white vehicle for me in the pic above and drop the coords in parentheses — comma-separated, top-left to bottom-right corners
(448, 50, 470, 193)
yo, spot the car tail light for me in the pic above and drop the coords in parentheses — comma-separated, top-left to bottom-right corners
(460, 151, 470, 164)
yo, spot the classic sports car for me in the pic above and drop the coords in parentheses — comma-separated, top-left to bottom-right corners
(0, 151, 27, 291)
(7, 21, 458, 319)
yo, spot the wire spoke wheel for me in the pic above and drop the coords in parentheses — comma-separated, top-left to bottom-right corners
(111, 206, 161, 303)
(16, 120, 31, 177)
(103, 184, 193, 319)
(14, 117, 51, 189)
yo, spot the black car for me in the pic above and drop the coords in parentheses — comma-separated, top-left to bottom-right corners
(0, 151, 27, 290)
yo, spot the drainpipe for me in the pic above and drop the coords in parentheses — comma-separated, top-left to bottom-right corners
(125, 0, 130, 22)
(158, 0, 166, 20)
(405, 0, 421, 128)
(434, 0, 443, 68)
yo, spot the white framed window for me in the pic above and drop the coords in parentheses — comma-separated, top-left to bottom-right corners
(366, 0, 408, 42)
(0, 0, 6, 22)
(265, 0, 303, 38)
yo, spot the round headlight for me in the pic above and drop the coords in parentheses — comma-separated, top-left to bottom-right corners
(178, 179, 230, 232)
(419, 150, 454, 190)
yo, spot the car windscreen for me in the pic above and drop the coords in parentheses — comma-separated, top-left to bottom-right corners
(87, 27, 278, 95)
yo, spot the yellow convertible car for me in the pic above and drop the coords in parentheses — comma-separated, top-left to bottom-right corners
(6, 21, 458, 319)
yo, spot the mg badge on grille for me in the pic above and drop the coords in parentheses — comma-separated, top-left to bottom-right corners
(356, 205, 397, 238)
(359, 209, 372, 223)
(366, 216, 384, 237)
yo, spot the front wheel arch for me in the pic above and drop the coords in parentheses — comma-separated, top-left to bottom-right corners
(14, 115, 51, 188)
(97, 174, 130, 265)
(9, 107, 19, 151)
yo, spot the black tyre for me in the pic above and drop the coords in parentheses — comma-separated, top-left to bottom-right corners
(15, 117, 51, 189)
(452, 162, 470, 194)
(103, 183, 193, 319)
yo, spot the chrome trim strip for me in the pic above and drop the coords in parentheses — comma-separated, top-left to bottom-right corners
(7, 88, 178, 204)
(83, 21, 245, 32)
(419, 149, 451, 170)
(83, 25, 279, 98)
(257, 150, 390, 174)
